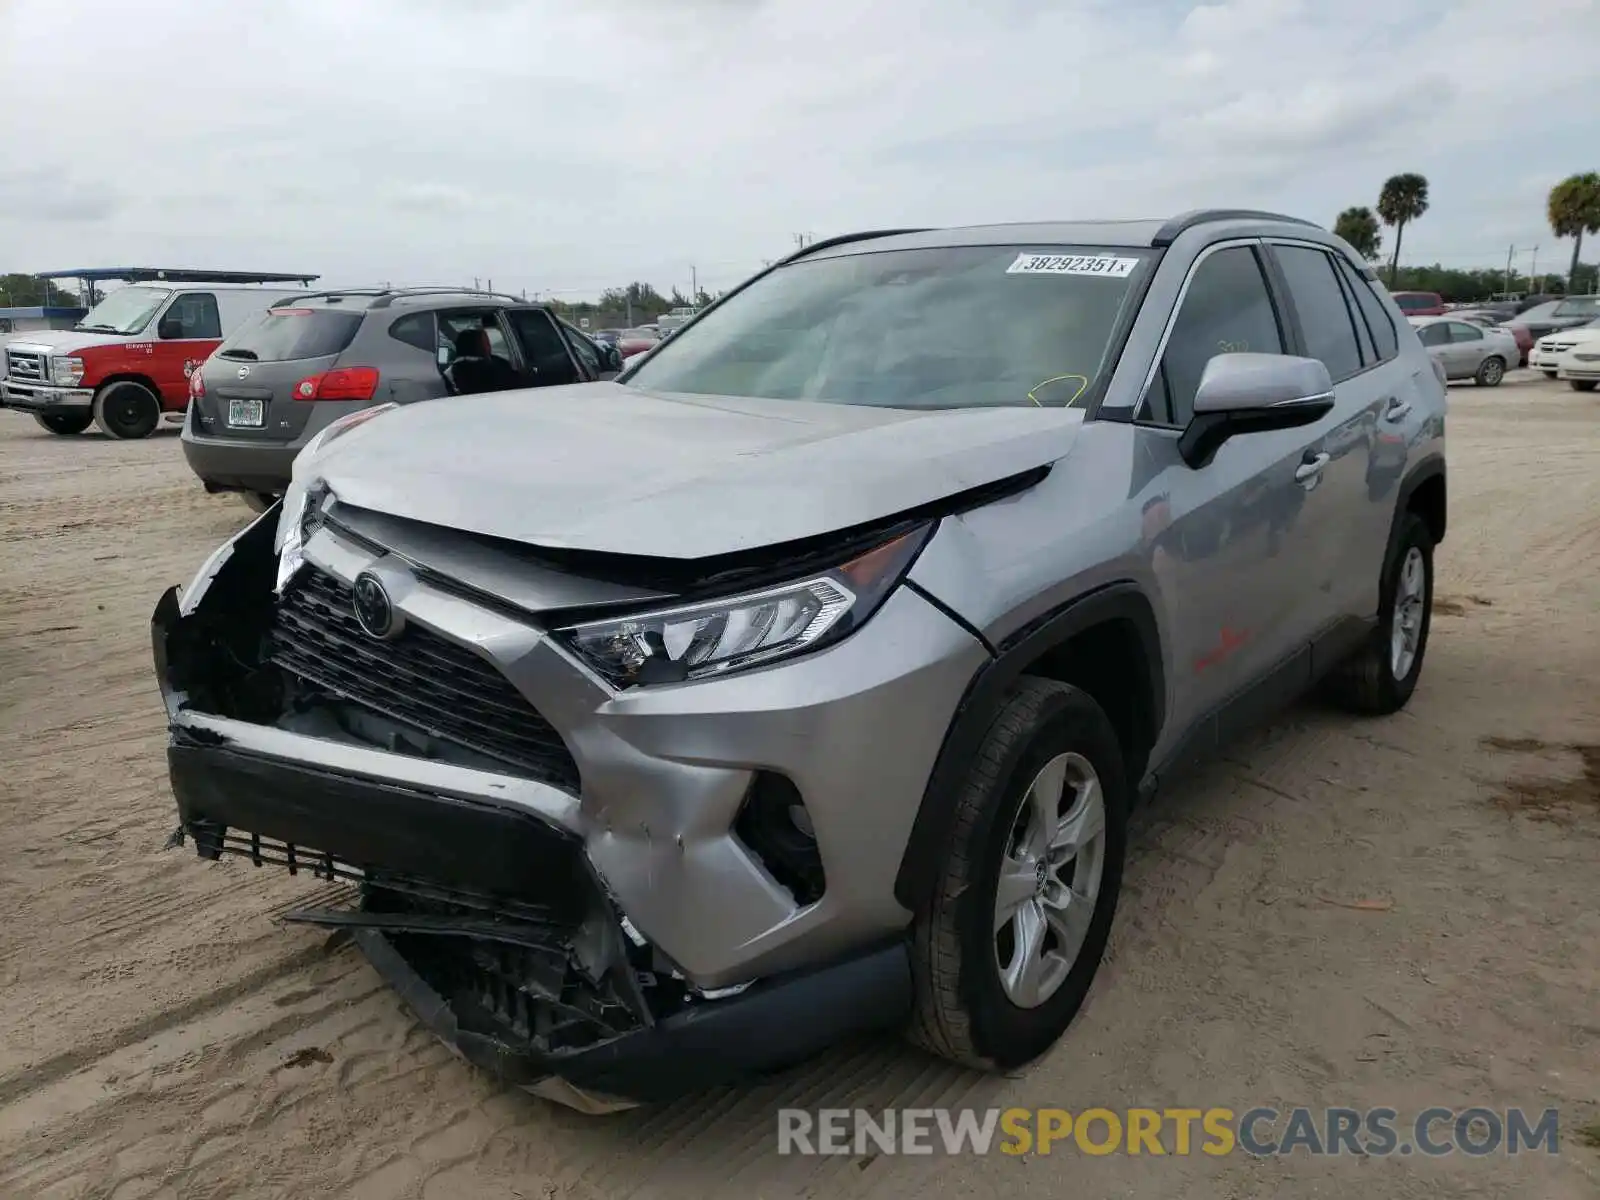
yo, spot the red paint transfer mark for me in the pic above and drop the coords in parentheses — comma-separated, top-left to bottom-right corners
(1194, 625, 1250, 673)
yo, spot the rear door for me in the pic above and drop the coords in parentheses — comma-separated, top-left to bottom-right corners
(195, 305, 365, 444)
(1446, 321, 1487, 373)
(502, 307, 584, 388)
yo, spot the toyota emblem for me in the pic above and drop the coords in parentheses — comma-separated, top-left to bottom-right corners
(237, 365, 251, 379)
(351, 571, 402, 640)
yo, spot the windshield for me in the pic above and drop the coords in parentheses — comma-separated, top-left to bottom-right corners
(624, 244, 1153, 409)
(75, 285, 171, 335)
(1553, 296, 1600, 318)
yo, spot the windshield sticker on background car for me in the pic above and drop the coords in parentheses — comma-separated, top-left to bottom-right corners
(1006, 253, 1139, 278)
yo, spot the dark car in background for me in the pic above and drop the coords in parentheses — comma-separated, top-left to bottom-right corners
(181, 288, 622, 509)
(1509, 295, 1600, 344)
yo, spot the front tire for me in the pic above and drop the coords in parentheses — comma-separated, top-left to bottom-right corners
(1542, 370, 1558, 380)
(93, 381, 162, 440)
(1474, 356, 1505, 387)
(1570, 380, 1597, 393)
(1326, 512, 1434, 715)
(33, 412, 94, 435)
(909, 677, 1127, 1071)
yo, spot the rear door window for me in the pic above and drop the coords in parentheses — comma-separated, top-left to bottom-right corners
(1448, 322, 1484, 343)
(1337, 261, 1399, 361)
(505, 309, 581, 387)
(560, 322, 603, 376)
(1274, 245, 1363, 381)
(217, 308, 364, 361)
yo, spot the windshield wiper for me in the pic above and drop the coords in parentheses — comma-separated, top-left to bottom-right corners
(75, 323, 121, 333)
(218, 349, 259, 360)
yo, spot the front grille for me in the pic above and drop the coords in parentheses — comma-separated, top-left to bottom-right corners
(5, 350, 44, 382)
(268, 567, 580, 790)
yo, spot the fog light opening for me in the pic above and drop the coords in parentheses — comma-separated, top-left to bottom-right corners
(734, 772, 826, 907)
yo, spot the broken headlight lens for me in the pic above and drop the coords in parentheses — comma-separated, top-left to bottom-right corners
(554, 525, 932, 687)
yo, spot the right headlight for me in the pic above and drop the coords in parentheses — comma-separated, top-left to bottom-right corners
(553, 524, 933, 687)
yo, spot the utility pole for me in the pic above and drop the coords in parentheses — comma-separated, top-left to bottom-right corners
(691, 264, 697, 302)
(1504, 245, 1515, 298)
(1525, 246, 1538, 293)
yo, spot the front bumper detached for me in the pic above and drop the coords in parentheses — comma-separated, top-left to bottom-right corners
(150, 520, 914, 1108)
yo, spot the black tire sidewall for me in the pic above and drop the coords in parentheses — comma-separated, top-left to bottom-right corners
(33, 411, 93, 435)
(1476, 357, 1504, 386)
(957, 689, 1128, 1068)
(94, 382, 161, 439)
(1376, 514, 1435, 705)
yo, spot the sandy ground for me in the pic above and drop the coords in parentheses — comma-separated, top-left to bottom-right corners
(0, 376, 1596, 1200)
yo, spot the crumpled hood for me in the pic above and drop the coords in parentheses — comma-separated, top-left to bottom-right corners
(5, 329, 134, 354)
(307, 383, 1083, 559)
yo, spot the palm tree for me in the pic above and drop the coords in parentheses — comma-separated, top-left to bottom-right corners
(1547, 172, 1600, 294)
(1377, 174, 1430, 286)
(1333, 206, 1382, 261)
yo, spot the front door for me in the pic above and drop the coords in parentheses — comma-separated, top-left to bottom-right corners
(1134, 242, 1323, 752)
(153, 292, 222, 406)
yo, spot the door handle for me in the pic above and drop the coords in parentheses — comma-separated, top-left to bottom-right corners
(1295, 453, 1329, 482)
(1383, 398, 1412, 422)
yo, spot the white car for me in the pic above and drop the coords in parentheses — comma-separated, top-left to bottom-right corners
(1532, 318, 1600, 391)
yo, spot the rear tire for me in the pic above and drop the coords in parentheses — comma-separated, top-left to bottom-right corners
(33, 412, 93, 435)
(1571, 380, 1597, 393)
(241, 492, 278, 514)
(908, 677, 1127, 1071)
(1474, 357, 1505, 387)
(1325, 512, 1434, 716)
(93, 381, 162, 440)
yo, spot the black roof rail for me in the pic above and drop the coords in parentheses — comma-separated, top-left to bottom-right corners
(369, 287, 529, 309)
(1151, 209, 1321, 247)
(782, 228, 934, 265)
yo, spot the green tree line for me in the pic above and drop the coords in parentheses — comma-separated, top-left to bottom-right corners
(0, 274, 85, 307)
(1333, 169, 1599, 295)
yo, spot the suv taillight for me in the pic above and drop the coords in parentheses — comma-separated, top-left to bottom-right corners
(292, 366, 379, 401)
(189, 369, 205, 400)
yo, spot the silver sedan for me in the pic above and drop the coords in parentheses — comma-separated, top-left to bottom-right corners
(1409, 316, 1518, 386)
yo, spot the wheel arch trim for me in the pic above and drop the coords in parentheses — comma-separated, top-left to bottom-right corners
(892, 581, 1165, 912)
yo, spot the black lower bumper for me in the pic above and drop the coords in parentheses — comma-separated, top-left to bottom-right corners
(164, 732, 912, 1106)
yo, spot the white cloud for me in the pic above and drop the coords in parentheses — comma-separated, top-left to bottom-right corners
(0, 0, 1596, 296)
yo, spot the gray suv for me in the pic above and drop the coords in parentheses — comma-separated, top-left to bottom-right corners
(153, 211, 1446, 1112)
(181, 288, 623, 509)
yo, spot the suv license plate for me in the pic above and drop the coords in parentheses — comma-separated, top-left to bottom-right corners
(228, 399, 265, 427)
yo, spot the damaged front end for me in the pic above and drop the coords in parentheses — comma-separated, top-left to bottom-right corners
(154, 507, 660, 1110)
(151, 501, 910, 1111)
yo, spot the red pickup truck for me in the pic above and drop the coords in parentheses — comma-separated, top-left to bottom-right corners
(1388, 291, 1447, 318)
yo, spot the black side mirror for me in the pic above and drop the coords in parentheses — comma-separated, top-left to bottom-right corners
(158, 317, 184, 339)
(604, 344, 623, 372)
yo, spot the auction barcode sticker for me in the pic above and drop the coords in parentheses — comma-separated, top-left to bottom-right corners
(1006, 253, 1138, 278)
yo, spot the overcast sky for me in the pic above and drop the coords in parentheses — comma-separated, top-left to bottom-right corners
(2, 0, 1596, 300)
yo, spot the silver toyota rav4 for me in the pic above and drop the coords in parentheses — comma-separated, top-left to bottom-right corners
(153, 210, 1446, 1111)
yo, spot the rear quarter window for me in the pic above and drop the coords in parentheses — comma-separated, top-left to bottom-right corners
(215, 308, 364, 362)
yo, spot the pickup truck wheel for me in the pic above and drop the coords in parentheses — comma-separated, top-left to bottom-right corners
(908, 677, 1127, 1071)
(1474, 357, 1505, 387)
(1325, 512, 1434, 716)
(33, 412, 94, 435)
(1571, 381, 1597, 393)
(93, 381, 162, 440)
